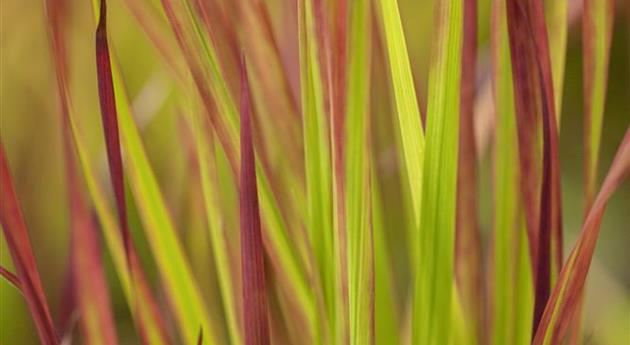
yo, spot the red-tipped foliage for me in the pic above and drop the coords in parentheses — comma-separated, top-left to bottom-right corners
(239, 56, 271, 345)
(505, 0, 563, 333)
(533, 127, 630, 345)
(95, 0, 131, 262)
(0, 144, 59, 345)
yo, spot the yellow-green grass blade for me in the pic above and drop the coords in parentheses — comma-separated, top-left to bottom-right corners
(583, 0, 615, 211)
(376, 0, 425, 227)
(157, 2, 316, 338)
(90, 1, 216, 342)
(66, 105, 168, 345)
(188, 102, 242, 345)
(545, 0, 568, 124)
(412, 0, 462, 344)
(490, 1, 534, 344)
(345, 0, 373, 343)
(372, 169, 399, 345)
(299, 0, 335, 341)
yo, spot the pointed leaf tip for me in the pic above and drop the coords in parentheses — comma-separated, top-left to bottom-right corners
(95, 0, 132, 264)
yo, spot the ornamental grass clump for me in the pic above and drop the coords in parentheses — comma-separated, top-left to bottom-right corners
(1, 0, 629, 344)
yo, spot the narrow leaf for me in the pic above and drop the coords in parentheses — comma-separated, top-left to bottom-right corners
(490, 0, 534, 343)
(376, 0, 425, 227)
(90, 1, 218, 342)
(0, 144, 59, 345)
(533, 127, 630, 345)
(95, 0, 131, 263)
(240, 57, 271, 345)
(345, 0, 373, 343)
(413, 1, 463, 344)
(455, 0, 483, 342)
(0, 265, 22, 292)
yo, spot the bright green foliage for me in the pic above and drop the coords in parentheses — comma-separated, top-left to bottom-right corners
(412, 1, 462, 345)
(345, 0, 372, 343)
(490, 1, 534, 344)
(376, 0, 425, 226)
(298, 0, 335, 341)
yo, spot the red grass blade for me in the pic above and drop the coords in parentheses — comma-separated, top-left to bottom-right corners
(533, 127, 630, 345)
(505, 0, 563, 333)
(95, 0, 131, 263)
(240, 56, 271, 345)
(0, 144, 59, 345)
(455, 0, 483, 341)
(0, 265, 22, 292)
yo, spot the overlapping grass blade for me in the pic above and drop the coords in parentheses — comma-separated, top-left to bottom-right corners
(189, 88, 242, 345)
(345, 0, 373, 343)
(376, 0, 425, 227)
(583, 0, 615, 211)
(455, 0, 483, 341)
(412, 0, 463, 344)
(545, 0, 568, 123)
(0, 266, 21, 291)
(158, 2, 317, 337)
(372, 171, 399, 345)
(505, 0, 563, 331)
(45, 1, 119, 341)
(67, 98, 170, 345)
(490, 1, 534, 343)
(533, 127, 630, 345)
(0, 144, 59, 345)
(90, 1, 216, 342)
(239, 58, 271, 345)
(299, 0, 335, 341)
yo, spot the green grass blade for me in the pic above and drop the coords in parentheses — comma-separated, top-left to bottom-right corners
(412, 0, 463, 344)
(583, 0, 615, 210)
(546, 0, 568, 124)
(188, 102, 242, 345)
(345, 0, 373, 343)
(376, 0, 425, 226)
(372, 171, 399, 345)
(299, 0, 334, 341)
(489, 1, 534, 344)
(67, 108, 169, 345)
(90, 2, 217, 342)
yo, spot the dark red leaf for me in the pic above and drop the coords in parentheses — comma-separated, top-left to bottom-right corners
(239, 56, 271, 345)
(455, 0, 483, 342)
(95, 0, 132, 263)
(0, 144, 59, 345)
(505, 0, 563, 333)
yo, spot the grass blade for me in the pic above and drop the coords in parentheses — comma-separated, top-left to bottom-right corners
(505, 0, 563, 331)
(45, 1, 120, 341)
(376, 0, 425, 227)
(490, 1, 534, 343)
(583, 0, 615, 212)
(533, 127, 630, 345)
(0, 266, 21, 291)
(546, 0, 568, 123)
(95, 0, 132, 262)
(91, 1, 217, 342)
(189, 87, 243, 345)
(455, 0, 483, 342)
(0, 144, 59, 345)
(345, 0, 373, 343)
(299, 0, 335, 341)
(240, 57, 271, 345)
(413, 0, 463, 344)
(67, 99, 170, 345)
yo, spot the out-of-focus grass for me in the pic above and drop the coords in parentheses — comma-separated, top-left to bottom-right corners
(1, 0, 629, 344)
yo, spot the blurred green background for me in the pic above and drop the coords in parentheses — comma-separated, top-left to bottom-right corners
(1, 0, 628, 343)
